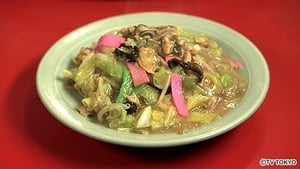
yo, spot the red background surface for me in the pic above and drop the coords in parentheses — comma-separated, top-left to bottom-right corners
(1, 0, 299, 168)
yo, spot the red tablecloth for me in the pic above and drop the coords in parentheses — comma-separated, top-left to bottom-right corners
(1, 0, 299, 168)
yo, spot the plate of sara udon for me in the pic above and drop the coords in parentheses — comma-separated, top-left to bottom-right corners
(36, 12, 269, 147)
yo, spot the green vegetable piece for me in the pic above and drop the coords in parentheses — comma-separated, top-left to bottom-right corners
(132, 84, 147, 94)
(205, 72, 219, 85)
(103, 82, 113, 96)
(221, 73, 232, 87)
(182, 76, 195, 91)
(153, 67, 170, 89)
(63, 68, 77, 79)
(139, 85, 159, 105)
(107, 106, 135, 128)
(134, 40, 142, 48)
(186, 90, 209, 110)
(82, 97, 92, 109)
(74, 54, 96, 86)
(115, 67, 134, 103)
(109, 115, 135, 129)
(94, 53, 124, 81)
(170, 65, 183, 74)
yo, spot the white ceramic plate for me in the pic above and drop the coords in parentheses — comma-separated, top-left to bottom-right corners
(36, 12, 269, 147)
